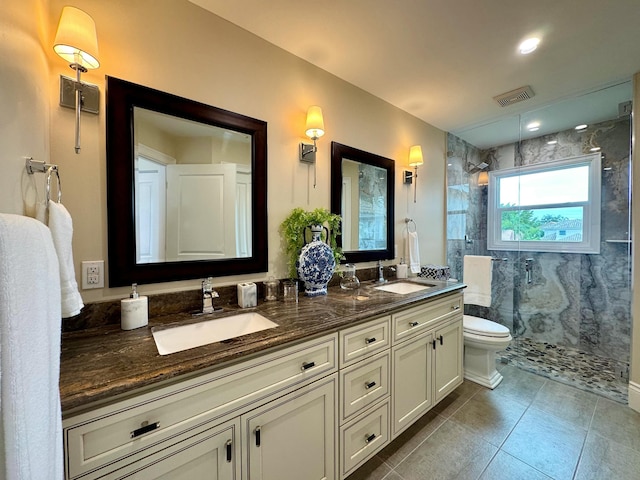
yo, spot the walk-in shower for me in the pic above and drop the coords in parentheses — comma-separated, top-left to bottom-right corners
(446, 81, 633, 403)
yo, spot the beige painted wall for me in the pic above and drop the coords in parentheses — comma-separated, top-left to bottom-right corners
(40, 0, 445, 302)
(0, 0, 51, 217)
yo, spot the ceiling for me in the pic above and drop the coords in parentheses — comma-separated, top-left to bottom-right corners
(188, 0, 640, 148)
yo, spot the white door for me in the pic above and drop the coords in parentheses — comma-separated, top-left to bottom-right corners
(236, 167, 252, 258)
(242, 377, 337, 480)
(166, 164, 237, 261)
(135, 157, 166, 263)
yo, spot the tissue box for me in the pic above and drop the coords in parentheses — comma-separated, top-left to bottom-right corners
(418, 264, 450, 281)
(237, 282, 257, 308)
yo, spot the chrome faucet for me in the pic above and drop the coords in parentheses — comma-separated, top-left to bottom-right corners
(375, 260, 387, 284)
(202, 277, 220, 314)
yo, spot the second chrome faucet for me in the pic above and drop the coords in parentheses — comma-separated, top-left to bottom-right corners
(202, 277, 220, 314)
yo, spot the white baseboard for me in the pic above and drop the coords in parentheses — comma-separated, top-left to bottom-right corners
(628, 381, 640, 413)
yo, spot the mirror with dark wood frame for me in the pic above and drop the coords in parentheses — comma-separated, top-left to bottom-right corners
(330, 141, 395, 263)
(106, 76, 268, 287)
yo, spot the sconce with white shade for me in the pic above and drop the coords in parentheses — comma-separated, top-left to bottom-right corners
(53, 6, 100, 154)
(478, 171, 489, 186)
(403, 145, 424, 203)
(299, 106, 325, 188)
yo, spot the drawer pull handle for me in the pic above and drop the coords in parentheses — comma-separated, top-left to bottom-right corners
(365, 433, 376, 444)
(409, 321, 419, 327)
(365, 381, 376, 390)
(301, 361, 315, 371)
(432, 339, 436, 349)
(439, 335, 444, 345)
(255, 426, 261, 447)
(131, 421, 160, 438)
(365, 337, 376, 344)
(451, 305, 460, 310)
(226, 440, 232, 462)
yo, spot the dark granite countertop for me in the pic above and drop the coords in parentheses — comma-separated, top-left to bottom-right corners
(60, 279, 465, 414)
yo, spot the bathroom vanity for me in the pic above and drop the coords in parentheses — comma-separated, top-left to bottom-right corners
(60, 281, 464, 479)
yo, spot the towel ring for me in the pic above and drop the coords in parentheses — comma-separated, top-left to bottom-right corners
(25, 157, 62, 206)
(405, 217, 417, 233)
(46, 165, 62, 205)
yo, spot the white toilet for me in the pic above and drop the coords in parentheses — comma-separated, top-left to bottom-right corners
(463, 314, 512, 389)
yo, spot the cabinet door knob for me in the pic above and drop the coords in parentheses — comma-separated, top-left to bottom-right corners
(255, 426, 261, 447)
(365, 381, 376, 390)
(409, 321, 419, 327)
(130, 421, 160, 438)
(226, 440, 232, 462)
(301, 361, 315, 371)
(365, 337, 376, 344)
(451, 305, 460, 310)
(365, 433, 376, 444)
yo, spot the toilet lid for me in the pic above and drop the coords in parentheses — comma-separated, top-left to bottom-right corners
(463, 315, 511, 338)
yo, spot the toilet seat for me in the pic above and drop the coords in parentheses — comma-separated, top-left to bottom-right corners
(463, 315, 510, 339)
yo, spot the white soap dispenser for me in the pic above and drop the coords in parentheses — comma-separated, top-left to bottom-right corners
(121, 283, 148, 330)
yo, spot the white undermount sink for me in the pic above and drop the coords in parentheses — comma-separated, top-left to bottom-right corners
(374, 282, 435, 295)
(152, 312, 279, 355)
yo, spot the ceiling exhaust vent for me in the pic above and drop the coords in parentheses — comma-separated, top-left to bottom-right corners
(493, 86, 535, 107)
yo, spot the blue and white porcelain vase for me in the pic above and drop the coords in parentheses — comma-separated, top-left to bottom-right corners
(297, 224, 336, 296)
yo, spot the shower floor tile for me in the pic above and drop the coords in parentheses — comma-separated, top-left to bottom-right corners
(500, 338, 628, 404)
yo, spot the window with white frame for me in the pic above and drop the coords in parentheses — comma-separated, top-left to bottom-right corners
(487, 153, 601, 254)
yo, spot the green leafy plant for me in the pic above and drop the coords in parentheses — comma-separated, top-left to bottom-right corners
(280, 207, 344, 279)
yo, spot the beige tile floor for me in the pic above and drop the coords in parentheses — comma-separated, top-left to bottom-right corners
(346, 365, 640, 480)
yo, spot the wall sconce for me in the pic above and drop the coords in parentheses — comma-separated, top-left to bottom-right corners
(478, 171, 489, 186)
(53, 6, 100, 154)
(403, 145, 424, 203)
(299, 106, 325, 188)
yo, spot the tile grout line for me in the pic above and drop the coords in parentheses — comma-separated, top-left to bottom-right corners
(383, 384, 483, 478)
(571, 396, 600, 480)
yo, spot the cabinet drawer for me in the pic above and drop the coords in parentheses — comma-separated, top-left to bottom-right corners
(339, 351, 389, 424)
(392, 294, 462, 343)
(101, 418, 240, 480)
(339, 315, 390, 367)
(340, 400, 389, 478)
(64, 334, 337, 479)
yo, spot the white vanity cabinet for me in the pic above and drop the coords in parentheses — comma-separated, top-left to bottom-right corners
(433, 317, 464, 404)
(62, 290, 465, 480)
(338, 316, 392, 479)
(242, 376, 337, 480)
(390, 293, 463, 438)
(104, 418, 241, 480)
(62, 334, 337, 480)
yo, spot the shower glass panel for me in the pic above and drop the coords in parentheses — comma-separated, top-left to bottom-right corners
(447, 81, 632, 403)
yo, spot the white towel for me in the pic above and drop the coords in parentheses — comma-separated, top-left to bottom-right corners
(47, 202, 84, 318)
(463, 255, 493, 307)
(406, 231, 420, 274)
(0, 214, 63, 479)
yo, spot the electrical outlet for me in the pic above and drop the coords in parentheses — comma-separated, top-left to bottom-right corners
(82, 260, 104, 289)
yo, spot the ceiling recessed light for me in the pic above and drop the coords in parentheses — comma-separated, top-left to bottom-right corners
(519, 37, 540, 55)
(575, 124, 588, 130)
(527, 122, 540, 131)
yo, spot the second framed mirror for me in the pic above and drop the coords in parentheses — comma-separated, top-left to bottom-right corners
(330, 141, 395, 263)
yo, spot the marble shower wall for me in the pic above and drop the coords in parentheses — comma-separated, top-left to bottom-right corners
(447, 118, 632, 364)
